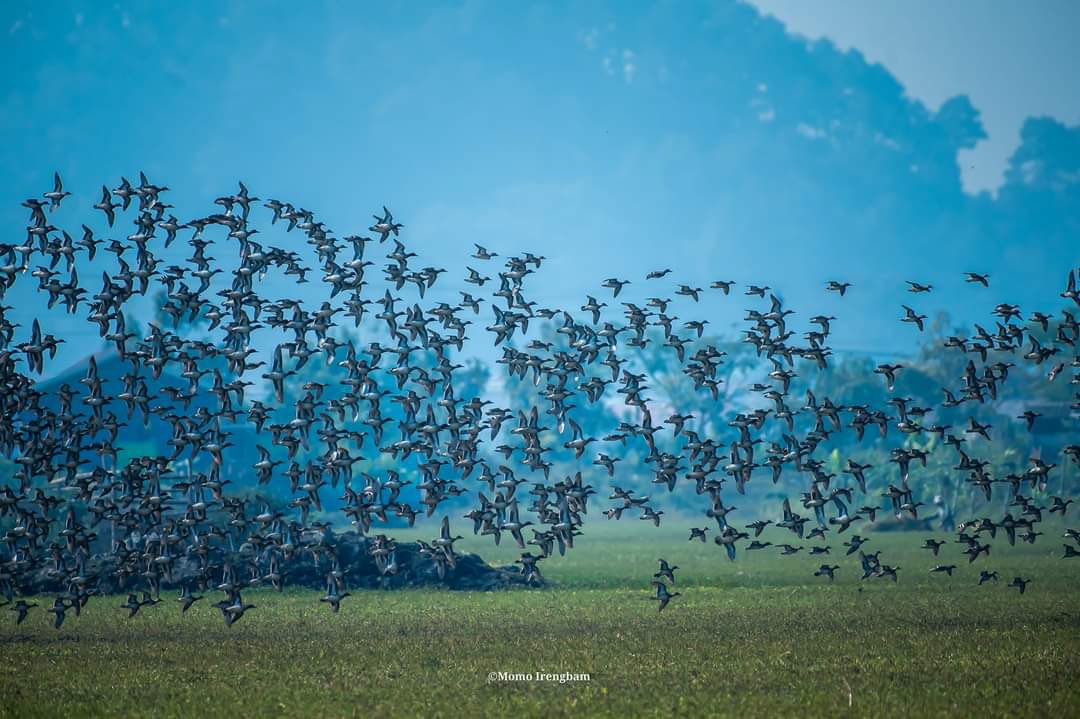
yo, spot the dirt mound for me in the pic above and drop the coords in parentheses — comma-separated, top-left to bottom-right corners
(18, 532, 539, 596)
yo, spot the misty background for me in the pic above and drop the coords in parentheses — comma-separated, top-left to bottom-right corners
(2, 0, 1078, 372)
(2, 0, 1080, 523)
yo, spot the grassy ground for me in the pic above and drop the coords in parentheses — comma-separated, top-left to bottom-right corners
(2, 522, 1078, 718)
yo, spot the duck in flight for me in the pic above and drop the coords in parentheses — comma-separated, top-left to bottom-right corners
(650, 580, 680, 611)
(654, 558, 678, 584)
(369, 206, 403, 242)
(814, 564, 840, 581)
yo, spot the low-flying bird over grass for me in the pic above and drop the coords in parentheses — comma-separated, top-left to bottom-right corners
(650, 580, 680, 611)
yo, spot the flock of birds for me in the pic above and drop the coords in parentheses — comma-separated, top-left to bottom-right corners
(0, 171, 1077, 628)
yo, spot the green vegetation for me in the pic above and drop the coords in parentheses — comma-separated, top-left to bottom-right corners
(2, 523, 1077, 718)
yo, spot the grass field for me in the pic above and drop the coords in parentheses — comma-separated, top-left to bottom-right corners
(2, 521, 1078, 718)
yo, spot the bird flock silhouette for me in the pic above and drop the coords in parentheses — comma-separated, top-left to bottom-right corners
(1, 171, 1077, 628)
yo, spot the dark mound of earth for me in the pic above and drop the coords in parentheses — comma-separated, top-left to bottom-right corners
(18, 532, 539, 596)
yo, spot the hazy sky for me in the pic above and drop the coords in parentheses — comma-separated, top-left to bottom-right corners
(749, 0, 1080, 194)
(2, 1, 1077, 377)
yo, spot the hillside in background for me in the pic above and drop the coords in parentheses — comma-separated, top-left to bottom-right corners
(1, 0, 1077, 371)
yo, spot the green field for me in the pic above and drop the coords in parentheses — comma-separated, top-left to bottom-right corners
(2, 522, 1078, 718)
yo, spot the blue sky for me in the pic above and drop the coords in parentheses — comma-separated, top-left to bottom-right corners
(2, 1, 1078, 376)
